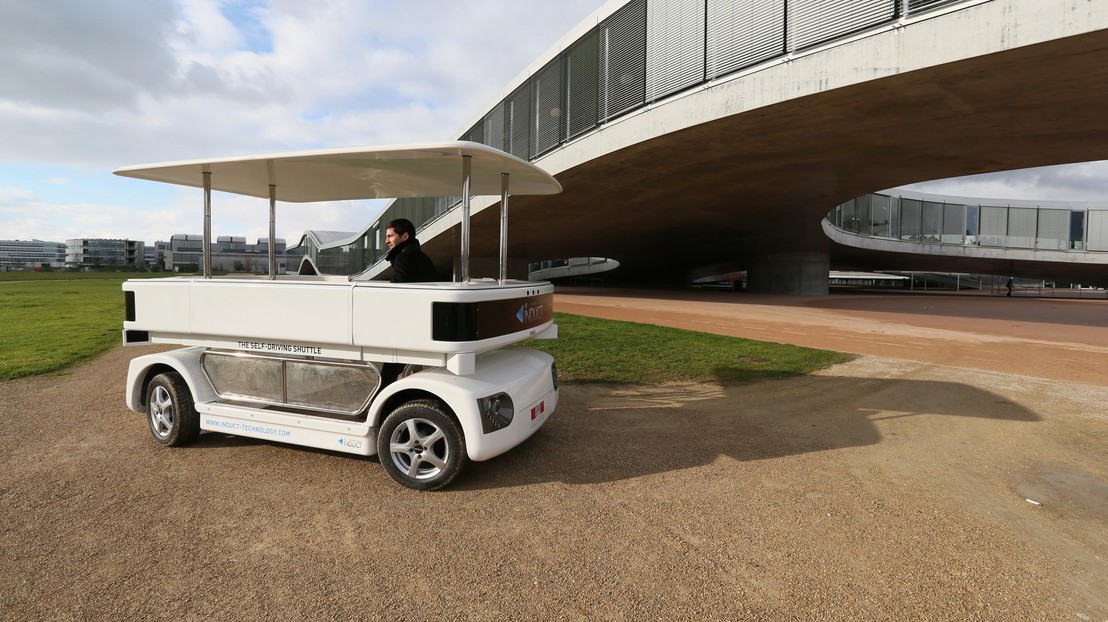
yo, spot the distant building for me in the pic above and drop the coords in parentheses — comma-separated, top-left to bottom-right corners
(151, 240, 170, 270)
(0, 239, 67, 270)
(65, 238, 145, 270)
(144, 245, 160, 270)
(165, 234, 287, 273)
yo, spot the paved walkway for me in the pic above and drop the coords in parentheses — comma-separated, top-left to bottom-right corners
(555, 288, 1108, 387)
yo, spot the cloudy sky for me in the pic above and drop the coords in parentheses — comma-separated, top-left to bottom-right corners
(1, 0, 1106, 246)
(0, 0, 609, 244)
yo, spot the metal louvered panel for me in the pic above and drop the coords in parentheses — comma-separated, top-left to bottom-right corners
(646, 0, 706, 102)
(434, 195, 461, 216)
(907, 0, 963, 14)
(601, 0, 647, 120)
(566, 28, 600, 139)
(1088, 211, 1108, 251)
(789, 0, 896, 52)
(1007, 207, 1036, 248)
(483, 103, 505, 151)
(463, 122, 483, 145)
(1036, 209, 1069, 250)
(979, 205, 1007, 246)
(504, 82, 531, 161)
(706, 0, 786, 79)
(388, 197, 436, 228)
(531, 56, 565, 158)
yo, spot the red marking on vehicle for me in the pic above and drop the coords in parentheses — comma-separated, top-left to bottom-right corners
(530, 401, 546, 420)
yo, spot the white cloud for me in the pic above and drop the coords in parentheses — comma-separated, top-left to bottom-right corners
(0, 0, 608, 243)
(0, 0, 609, 169)
(0, 186, 36, 202)
(901, 160, 1108, 204)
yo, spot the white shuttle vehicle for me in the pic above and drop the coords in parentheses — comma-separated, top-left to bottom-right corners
(117, 142, 561, 490)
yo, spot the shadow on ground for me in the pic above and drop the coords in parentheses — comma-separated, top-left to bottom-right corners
(158, 369, 1039, 490)
(459, 372, 1039, 489)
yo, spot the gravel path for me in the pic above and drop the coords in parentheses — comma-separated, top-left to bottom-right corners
(1, 290, 1105, 621)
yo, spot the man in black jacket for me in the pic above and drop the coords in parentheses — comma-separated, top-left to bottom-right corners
(380, 218, 436, 387)
(384, 218, 437, 283)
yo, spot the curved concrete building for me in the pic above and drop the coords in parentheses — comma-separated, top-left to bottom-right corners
(301, 0, 1108, 293)
(825, 189, 1108, 286)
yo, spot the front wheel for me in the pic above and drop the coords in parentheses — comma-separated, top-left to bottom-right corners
(377, 400, 467, 491)
(146, 372, 200, 447)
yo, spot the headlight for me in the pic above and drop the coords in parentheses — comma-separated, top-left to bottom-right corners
(478, 393, 514, 433)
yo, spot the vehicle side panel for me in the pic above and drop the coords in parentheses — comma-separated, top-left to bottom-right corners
(125, 346, 556, 463)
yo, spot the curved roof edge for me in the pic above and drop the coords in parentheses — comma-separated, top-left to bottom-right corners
(114, 141, 562, 202)
(823, 220, 1108, 266)
(881, 186, 1108, 210)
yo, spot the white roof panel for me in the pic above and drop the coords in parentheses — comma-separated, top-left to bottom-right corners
(113, 141, 561, 202)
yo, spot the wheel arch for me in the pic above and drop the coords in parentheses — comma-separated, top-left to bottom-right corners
(135, 363, 179, 409)
(125, 348, 214, 413)
(371, 388, 457, 428)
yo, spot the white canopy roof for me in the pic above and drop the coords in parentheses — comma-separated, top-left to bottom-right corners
(113, 141, 562, 202)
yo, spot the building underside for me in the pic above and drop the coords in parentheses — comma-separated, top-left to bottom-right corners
(398, 28, 1108, 290)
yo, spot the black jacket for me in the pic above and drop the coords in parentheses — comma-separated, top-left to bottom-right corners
(386, 238, 437, 283)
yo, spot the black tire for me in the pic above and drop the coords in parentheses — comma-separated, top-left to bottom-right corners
(377, 400, 467, 491)
(146, 372, 200, 447)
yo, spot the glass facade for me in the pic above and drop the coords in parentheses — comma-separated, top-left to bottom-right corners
(165, 234, 286, 273)
(66, 238, 145, 269)
(900, 199, 920, 242)
(828, 192, 1108, 254)
(941, 203, 964, 244)
(305, 0, 991, 276)
(0, 240, 66, 269)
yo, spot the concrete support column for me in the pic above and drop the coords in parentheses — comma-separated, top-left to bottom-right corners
(747, 253, 829, 295)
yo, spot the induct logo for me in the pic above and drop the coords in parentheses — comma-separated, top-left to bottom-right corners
(516, 302, 544, 324)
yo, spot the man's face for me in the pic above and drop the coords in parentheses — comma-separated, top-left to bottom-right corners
(385, 227, 408, 250)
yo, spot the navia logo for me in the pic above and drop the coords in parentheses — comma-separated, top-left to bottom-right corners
(516, 302, 544, 324)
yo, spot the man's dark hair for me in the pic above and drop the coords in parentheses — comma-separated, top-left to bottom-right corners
(386, 218, 416, 239)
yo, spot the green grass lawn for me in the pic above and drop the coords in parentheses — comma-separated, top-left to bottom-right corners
(0, 274, 143, 379)
(1, 273, 852, 383)
(526, 312, 852, 384)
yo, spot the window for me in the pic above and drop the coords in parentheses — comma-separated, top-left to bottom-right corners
(941, 203, 964, 244)
(1036, 209, 1068, 250)
(900, 199, 920, 241)
(1007, 207, 1036, 248)
(601, 0, 647, 120)
(921, 201, 942, 242)
(979, 206, 1007, 246)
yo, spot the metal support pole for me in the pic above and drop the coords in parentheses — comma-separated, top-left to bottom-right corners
(499, 172, 509, 283)
(268, 184, 277, 280)
(460, 155, 472, 284)
(203, 170, 212, 279)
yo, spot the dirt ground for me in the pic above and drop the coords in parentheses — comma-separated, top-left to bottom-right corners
(1, 288, 1105, 621)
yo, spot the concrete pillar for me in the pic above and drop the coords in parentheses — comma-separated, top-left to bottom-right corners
(747, 253, 829, 295)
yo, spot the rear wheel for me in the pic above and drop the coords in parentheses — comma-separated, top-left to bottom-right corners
(146, 372, 200, 447)
(377, 400, 466, 491)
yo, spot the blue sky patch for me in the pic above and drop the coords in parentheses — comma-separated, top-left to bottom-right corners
(220, 0, 274, 53)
